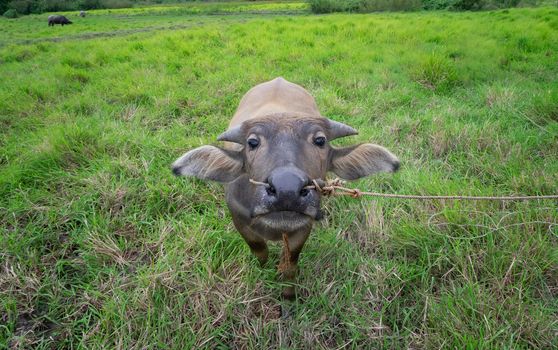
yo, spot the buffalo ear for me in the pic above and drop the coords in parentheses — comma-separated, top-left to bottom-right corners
(172, 145, 243, 183)
(330, 144, 400, 180)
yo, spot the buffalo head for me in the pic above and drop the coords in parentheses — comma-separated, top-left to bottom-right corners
(172, 113, 399, 237)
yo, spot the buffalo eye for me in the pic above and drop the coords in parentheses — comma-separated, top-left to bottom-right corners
(247, 138, 260, 149)
(313, 136, 326, 147)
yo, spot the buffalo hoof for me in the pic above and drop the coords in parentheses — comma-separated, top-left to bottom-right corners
(280, 304, 293, 319)
(281, 286, 296, 301)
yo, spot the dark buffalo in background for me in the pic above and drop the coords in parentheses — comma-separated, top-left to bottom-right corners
(48, 15, 72, 26)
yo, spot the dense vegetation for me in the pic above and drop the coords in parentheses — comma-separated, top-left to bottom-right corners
(1, 0, 230, 16)
(307, 0, 541, 12)
(1, 0, 545, 17)
(1, 1, 557, 348)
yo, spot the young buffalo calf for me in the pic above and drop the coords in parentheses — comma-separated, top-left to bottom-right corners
(173, 78, 399, 299)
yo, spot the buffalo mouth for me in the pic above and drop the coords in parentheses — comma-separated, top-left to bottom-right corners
(257, 211, 309, 220)
(252, 210, 314, 232)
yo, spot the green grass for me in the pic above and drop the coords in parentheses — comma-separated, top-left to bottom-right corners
(0, 1, 309, 45)
(1, 2, 558, 348)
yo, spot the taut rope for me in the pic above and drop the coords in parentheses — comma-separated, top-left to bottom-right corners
(249, 178, 558, 201)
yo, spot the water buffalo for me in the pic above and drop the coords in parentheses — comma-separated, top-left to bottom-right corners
(79, 11, 86, 17)
(48, 15, 72, 26)
(172, 77, 400, 299)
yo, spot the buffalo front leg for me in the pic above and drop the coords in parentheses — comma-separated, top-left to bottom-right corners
(246, 238, 268, 266)
(232, 217, 269, 266)
(240, 231, 269, 266)
(279, 231, 310, 300)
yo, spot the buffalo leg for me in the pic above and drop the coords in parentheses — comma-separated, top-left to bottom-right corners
(239, 231, 268, 266)
(279, 231, 310, 300)
(245, 237, 268, 266)
(231, 216, 268, 265)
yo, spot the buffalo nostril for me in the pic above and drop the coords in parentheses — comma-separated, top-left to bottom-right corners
(300, 188, 309, 197)
(266, 185, 276, 196)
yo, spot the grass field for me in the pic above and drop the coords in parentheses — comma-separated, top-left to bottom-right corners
(1, 1, 558, 348)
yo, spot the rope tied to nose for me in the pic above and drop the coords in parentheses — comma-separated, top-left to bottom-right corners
(311, 178, 361, 198)
(249, 178, 558, 201)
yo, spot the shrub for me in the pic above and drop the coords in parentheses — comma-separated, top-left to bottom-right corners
(3, 8, 17, 17)
(452, 0, 485, 10)
(422, 0, 456, 9)
(79, 0, 133, 10)
(100, 0, 134, 9)
(2, 0, 138, 17)
(308, 0, 422, 13)
(490, 0, 523, 7)
(0, 0, 9, 13)
(79, 0, 102, 10)
(42, 0, 78, 12)
(7, 0, 43, 14)
(358, 0, 422, 11)
(308, 0, 352, 13)
(308, 0, 532, 12)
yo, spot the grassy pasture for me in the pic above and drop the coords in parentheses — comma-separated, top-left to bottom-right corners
(0, 1, 308, 44)
(1, 2, 558, 348)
